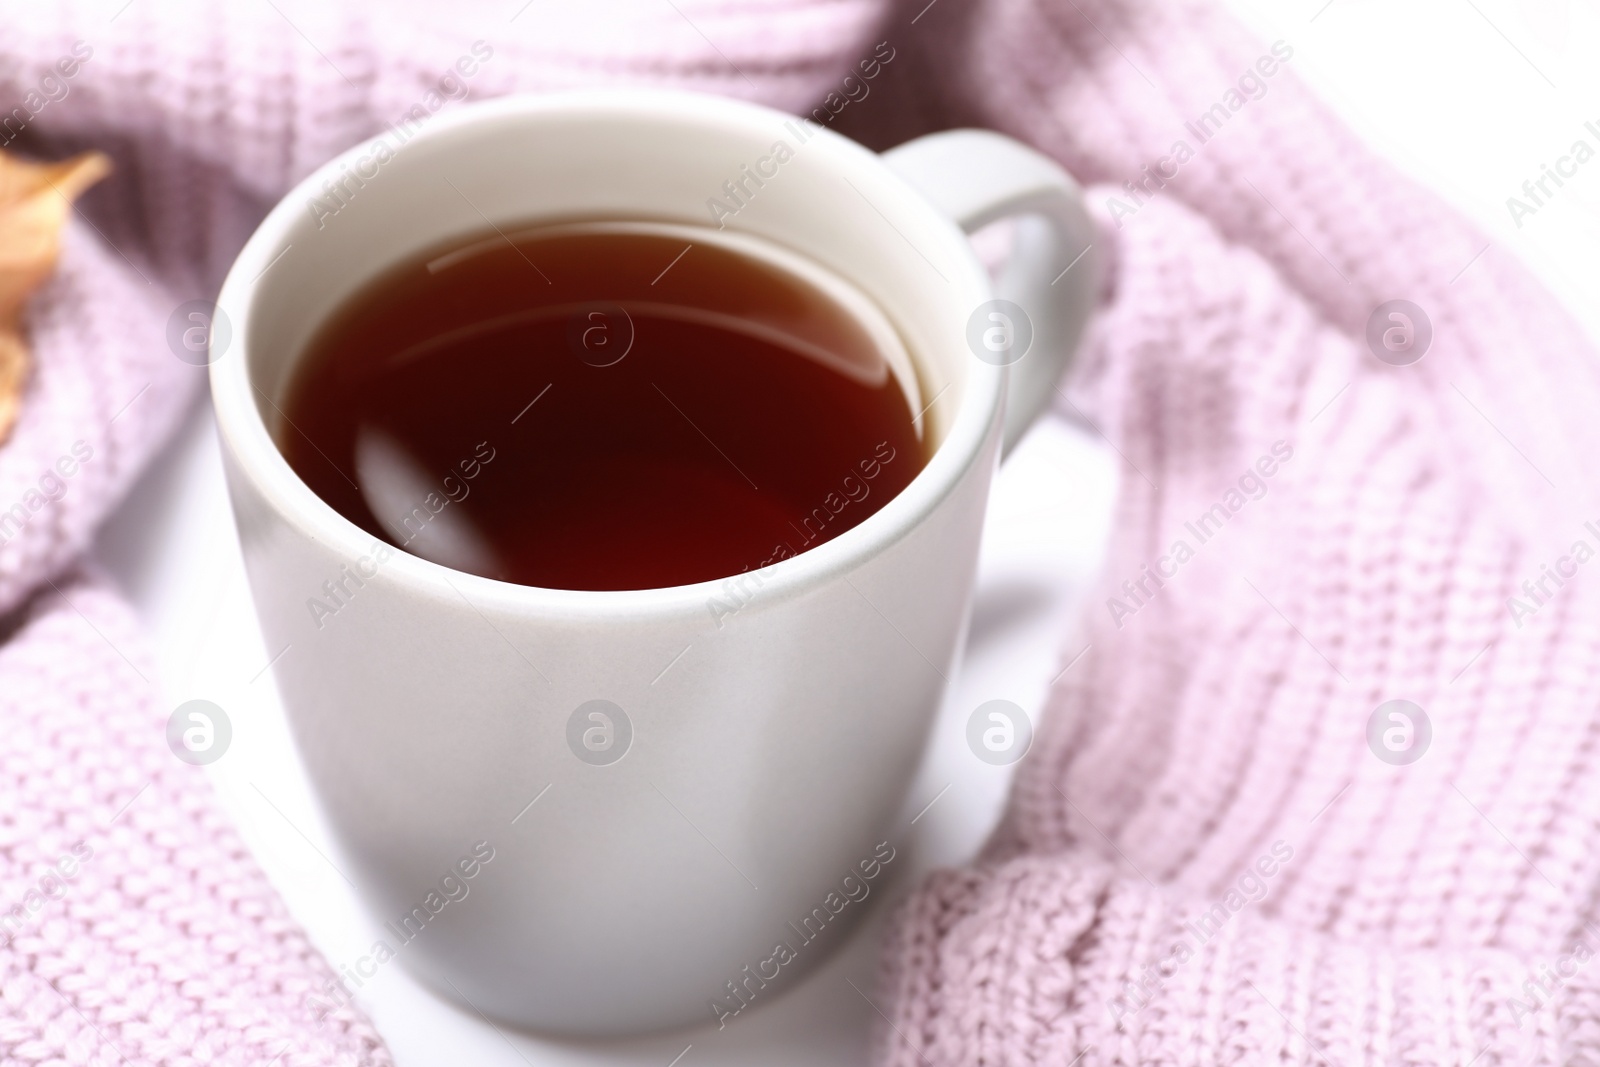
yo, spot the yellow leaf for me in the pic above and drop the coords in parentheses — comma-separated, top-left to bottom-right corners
(0, 149, 111, 444)
(0, 331, 26, 445)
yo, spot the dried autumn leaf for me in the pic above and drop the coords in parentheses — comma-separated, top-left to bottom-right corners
(0, 150, 112, 444)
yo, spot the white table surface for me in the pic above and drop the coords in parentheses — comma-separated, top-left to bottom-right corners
(88, 1, 1600, 1061)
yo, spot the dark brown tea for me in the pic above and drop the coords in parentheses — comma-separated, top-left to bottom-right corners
(279, 222, 927, 591)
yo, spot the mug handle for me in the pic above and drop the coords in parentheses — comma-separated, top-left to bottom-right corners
(882, 130, 1101, 456)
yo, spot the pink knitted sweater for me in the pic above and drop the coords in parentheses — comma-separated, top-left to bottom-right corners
(2, 0, 1596, 1064)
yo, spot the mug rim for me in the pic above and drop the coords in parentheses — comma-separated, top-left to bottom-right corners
(210, 88, 1004, 621)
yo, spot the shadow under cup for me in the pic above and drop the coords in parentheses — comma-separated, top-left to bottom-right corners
(212, 91, 1004, 1036)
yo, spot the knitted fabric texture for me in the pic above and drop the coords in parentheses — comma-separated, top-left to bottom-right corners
(852, 1, 1600, 1065)
(3, 0, 1597, 1064)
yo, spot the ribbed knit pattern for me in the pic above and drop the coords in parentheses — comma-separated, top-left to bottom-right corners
(4, 0, 1598, 1063)
(862, 1, 1600, 1064)
(0, 2, 879, 1063)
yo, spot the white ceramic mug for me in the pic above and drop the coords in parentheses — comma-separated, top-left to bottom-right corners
(211, 89, 1098, 1037)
